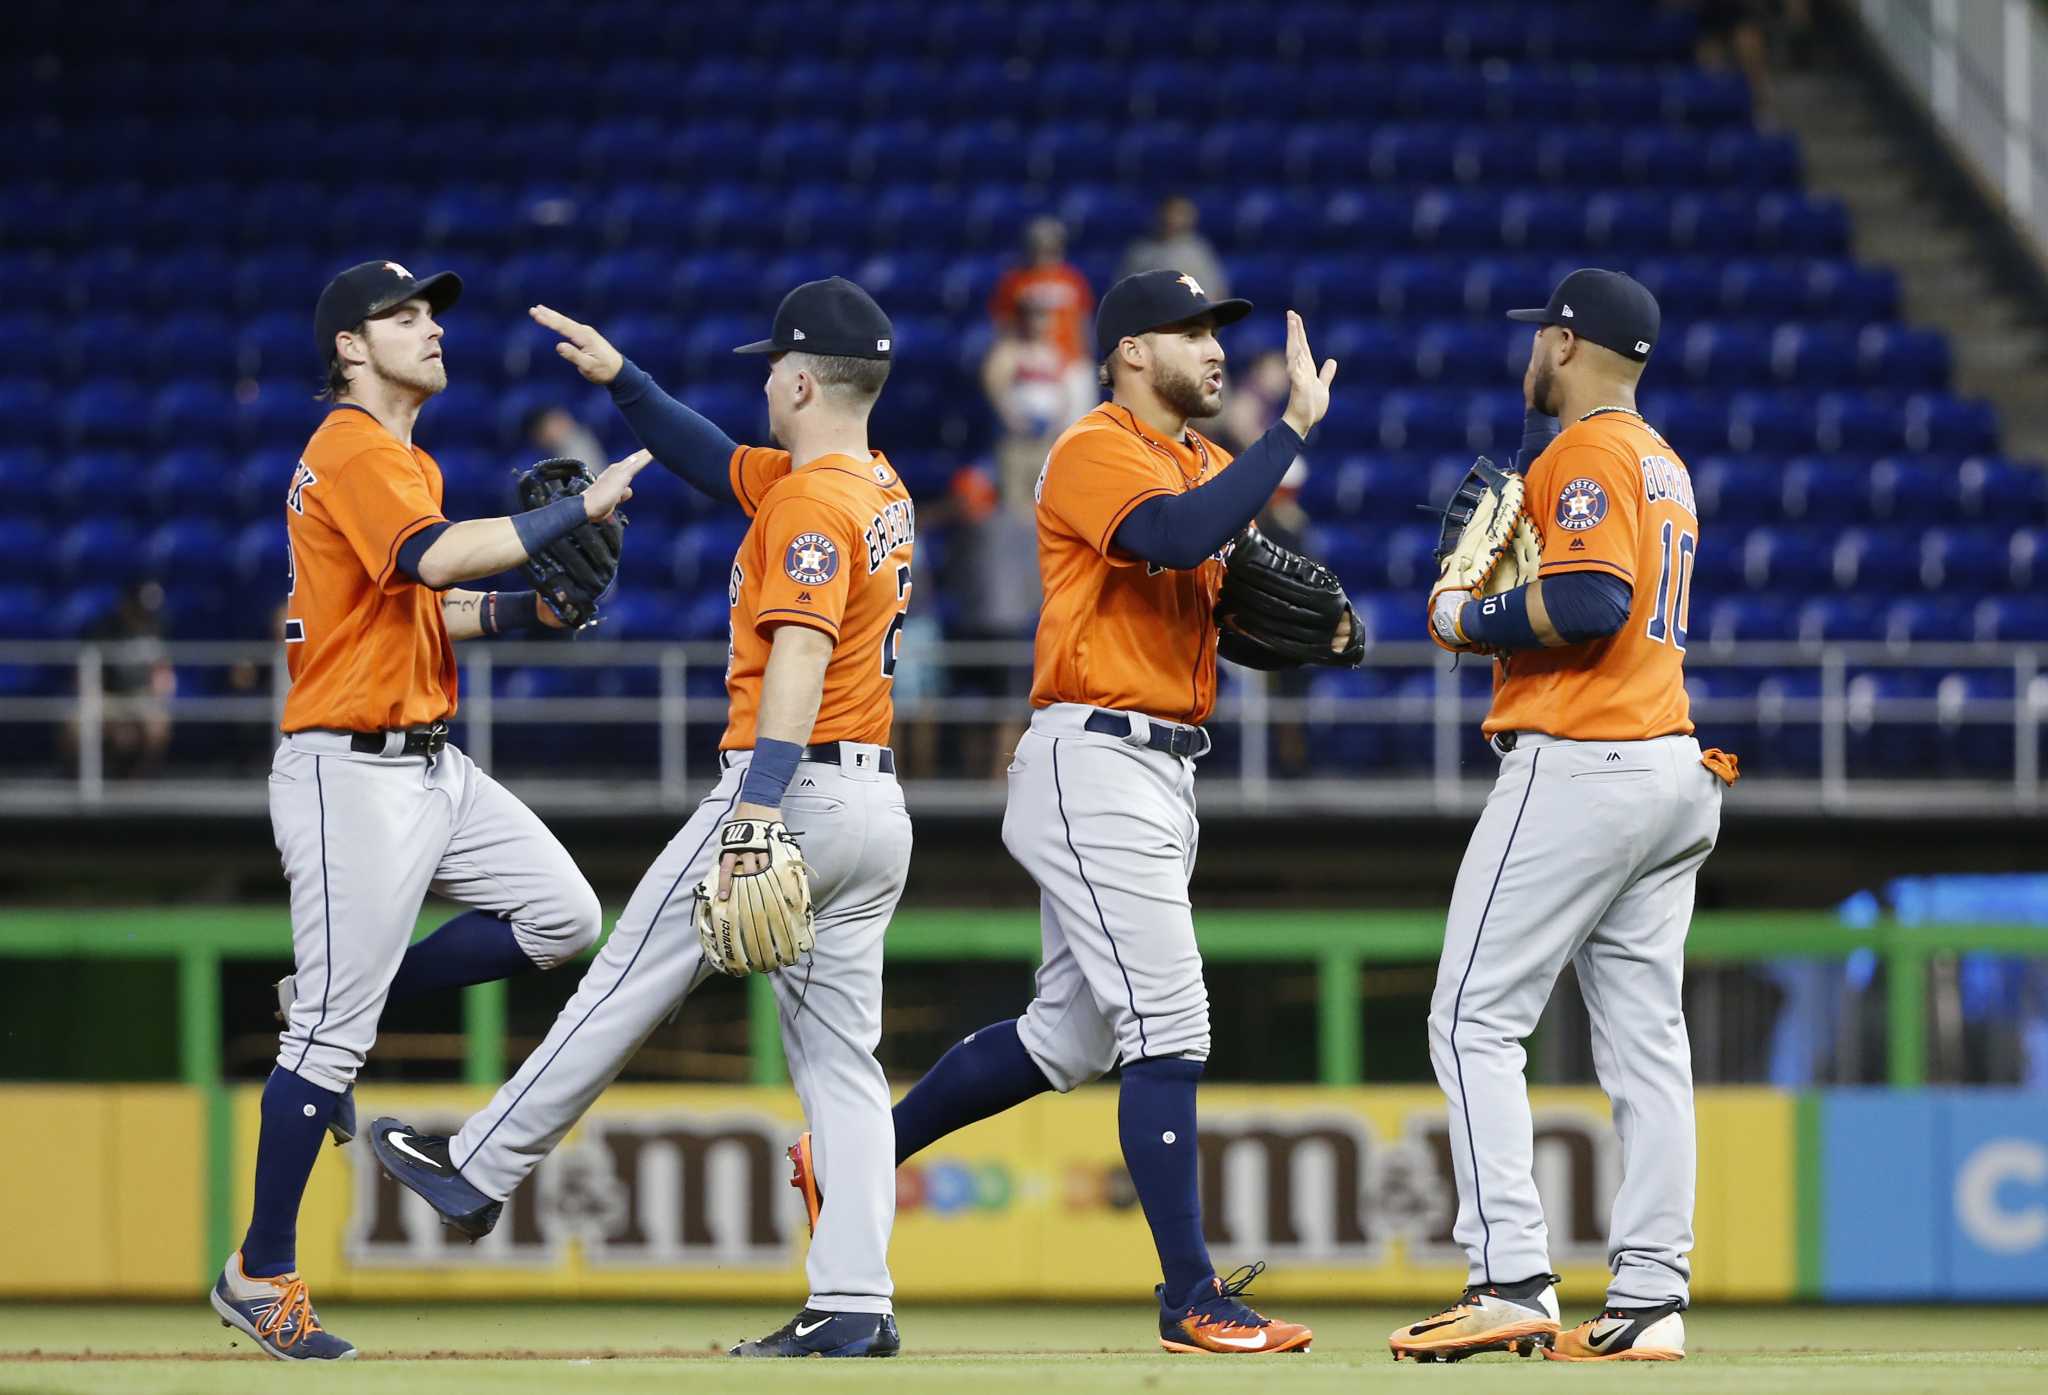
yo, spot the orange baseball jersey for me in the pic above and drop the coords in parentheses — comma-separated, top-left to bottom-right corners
(721, 445, 916, 750)
(280, 405, 456, 733)
(1485, 408, 1699, 741)
(1030, 404, 1232, 725)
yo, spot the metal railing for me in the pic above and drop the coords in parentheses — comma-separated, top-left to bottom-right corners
(1, 637, 2042, 816)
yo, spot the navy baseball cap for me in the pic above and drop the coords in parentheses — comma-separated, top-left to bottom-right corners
(1094, 269, 1252, 359)
(314, 259, 462, 362)
(734, 277, 893, 360)
(1506, 268, 1660, 362)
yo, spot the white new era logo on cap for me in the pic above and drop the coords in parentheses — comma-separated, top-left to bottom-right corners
(792, 327, 805, 340)
(1560, 303, 1574, 318)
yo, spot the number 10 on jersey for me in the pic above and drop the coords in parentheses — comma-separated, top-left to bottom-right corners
(1645, 521, 1695, 650)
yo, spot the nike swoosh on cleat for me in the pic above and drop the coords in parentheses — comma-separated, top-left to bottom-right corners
(1211, 1331, 1268, 1350)
(793, 1318, 832, 1338)
(386, 1132, 444, 1169)
(1587, 1319, 1633, 1349)
(1407, 1318, 1463, 1336)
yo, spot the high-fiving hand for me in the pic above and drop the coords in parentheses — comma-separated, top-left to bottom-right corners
(1279, 310, 1339, 439)
(530, 304, 624, 386)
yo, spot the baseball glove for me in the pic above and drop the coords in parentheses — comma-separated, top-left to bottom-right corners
(514, 457, 624, 630)
(1213, 526, 1366, 670)
(694, 820, 816, 976)
(1427, 456, 1542, 652)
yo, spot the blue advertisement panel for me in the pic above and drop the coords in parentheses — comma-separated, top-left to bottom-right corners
(1821, 1090, 2048, 1300)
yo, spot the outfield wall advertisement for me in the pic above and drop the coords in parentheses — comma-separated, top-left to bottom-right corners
(3, 1084, 2041, 1300)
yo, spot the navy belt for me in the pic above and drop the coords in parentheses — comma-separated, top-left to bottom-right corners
(723, 742, 895, 774)
(345, 721, 447, 756)
(1084, 710, 1211, 759)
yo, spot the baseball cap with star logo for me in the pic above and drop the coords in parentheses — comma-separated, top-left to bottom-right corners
(1506, 268, 1660, 362)
(314, 259, 463, 365)
(1094, 268, 1253, 359)
(734, 276, 894, 360)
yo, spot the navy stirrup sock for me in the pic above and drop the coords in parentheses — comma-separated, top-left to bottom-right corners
(892, 1019, 1053, 1164)
(386, 909, 535, 1000)
(1119, 1056, 1214, 1305)
(239, 1067, 342, 1277)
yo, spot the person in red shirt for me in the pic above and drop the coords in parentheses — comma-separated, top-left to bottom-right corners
(987, 215, 1094, 368)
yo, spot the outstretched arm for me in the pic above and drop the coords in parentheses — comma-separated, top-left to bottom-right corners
(401, 449, 649, 589)
(529, 304, 741, 504)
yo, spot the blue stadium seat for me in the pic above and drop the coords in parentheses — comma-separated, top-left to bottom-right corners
(232, 519, 287, 586)
(55, 584, 125, 640)
(0, 515, 55, 578)
(1680, 324, 1772, 388)
(150, 381, 240, 445)
(58, 518, 147, 584)
(158, 583, 232, 639)
(0, 252, 62, 315)
(1796, 595, 1889, 643)
(1742, 527, 1835, 591)
(1975, 596, 2048, 643)
(235, 383, 317, 450)
(1700, 594, 1798, 645)
(671, 253, 769, 316)
(1858, 325, 1950, 390)
(62, 381, 149, 449)
(1957, 456, 2048, 522)
(1759, 194, 1851, 254)
(1867, 456, 1956, 522)
(1919, 528, 2016, 594)
(1817, 394, 1907, 453)
(0, 314, 50, 378)
(1770, 324, 1859, 389)
(145, 450, 235, 517)
(1907, 395, 1998, 455)
(1692, 456, 1781, 525)
(1779, 456, 1869, 524)
(1885, 595, 1977, 644)
(1836, 528, 1923, 593)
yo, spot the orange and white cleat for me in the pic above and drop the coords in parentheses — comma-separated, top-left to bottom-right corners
(1157, 1263, 1313, 1355)
(1546, 1302, 1686, 1362)
(788, 1131, 821, 1236)
(1388, 1273, 1560, 1362)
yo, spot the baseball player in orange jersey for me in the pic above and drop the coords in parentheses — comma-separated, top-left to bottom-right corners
(213, 260, 651, 1361)
(368, 279, 916, 1360)
(868, 272, 1350, 1355)
(1392, 270, 1740, 1365)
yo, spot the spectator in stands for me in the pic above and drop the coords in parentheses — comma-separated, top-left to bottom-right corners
(63, 580, 175, 778)
(936, 464, 1041, 780)
(987, 216, 1093, 368)
(982, 300, 1099, 502)
(1214, 348, 1292, 454)
(1118, 195, 1229, 302)
(520, 403, 606, 472)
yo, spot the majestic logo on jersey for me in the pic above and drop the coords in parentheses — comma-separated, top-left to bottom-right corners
(1556, 477, 1608, 532)
(784, 533, 838, 586)
(1177, 274, 1205, 297)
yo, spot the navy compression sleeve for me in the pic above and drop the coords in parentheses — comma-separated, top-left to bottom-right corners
(1515, 406, 1560, 471)
(1110, 421, 1305, 569)
(1461, 570, 1632, 651)
(394, 521, 453, 586)
(607, 358, 740, 503)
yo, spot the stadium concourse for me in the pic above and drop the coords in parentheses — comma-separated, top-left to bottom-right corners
(1, 0, 2043, 784)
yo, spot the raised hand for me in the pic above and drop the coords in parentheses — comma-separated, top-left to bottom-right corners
(1279, 310, 1339, 438)
(531, 304, 624, 386)
(582, 449, 651, 523)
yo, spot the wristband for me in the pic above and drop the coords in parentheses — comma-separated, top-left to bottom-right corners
(1460, 585, 1541, 650)
(738, 737, 804, 808)
(511, 494, 588, 559)
(480, 591, 546, 637)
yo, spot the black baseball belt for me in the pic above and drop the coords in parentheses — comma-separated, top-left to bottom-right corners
(722, 742, 896, 774)
(343, 721, 449, 757)
(1085, 709, 1211, 759)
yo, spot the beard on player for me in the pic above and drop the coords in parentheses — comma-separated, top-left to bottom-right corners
(1152, 357, 1223, 420)
(361, 319, 448, 398)
(1527, 355, 1560, 418)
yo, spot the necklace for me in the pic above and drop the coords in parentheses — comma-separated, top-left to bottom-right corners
(1579, 404, 1643, 422)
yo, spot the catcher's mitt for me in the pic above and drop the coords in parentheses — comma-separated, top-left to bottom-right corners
(514, 457, 624, 630)
(694, 820, 816, 976)
(1427, 456, 1542, 651)
(1213, 526, 1365, 670)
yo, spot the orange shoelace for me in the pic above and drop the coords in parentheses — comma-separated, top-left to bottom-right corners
(254, 1277, 321, 1348)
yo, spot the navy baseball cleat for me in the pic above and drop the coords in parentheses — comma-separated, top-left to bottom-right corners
(210, 1251, 355, 1361)
(273, 975, 354, 1145)
(730, 1308, 901, 1358)
(367, 1116, 502, 1240)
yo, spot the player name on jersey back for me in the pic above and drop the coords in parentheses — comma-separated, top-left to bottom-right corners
(721, 446, 915, 751)
(1485, 410, 1699, 743)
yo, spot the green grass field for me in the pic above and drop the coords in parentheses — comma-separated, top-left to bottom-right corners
(2, 1304, 2045, 1395)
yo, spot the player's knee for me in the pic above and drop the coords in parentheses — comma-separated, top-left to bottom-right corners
(532, 882, 603, 964)
(1146, 1000, 1211, 1064)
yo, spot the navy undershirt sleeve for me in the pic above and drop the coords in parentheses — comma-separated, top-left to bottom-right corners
(606, 358, 740, 504)
(1515, 406, 1561, 471)
(1110, 421, 1305, 569)
(1462, 570, 1632, 650)
(394, 520, 452, 587)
